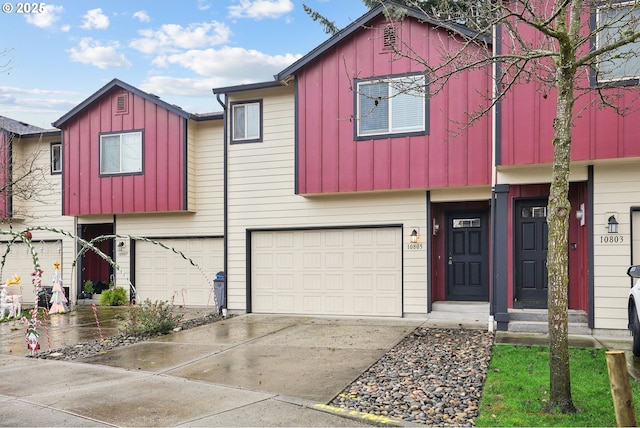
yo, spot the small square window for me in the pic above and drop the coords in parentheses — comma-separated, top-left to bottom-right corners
(50, 143, 62, 175)
(356, 74, 428, 139)
(596, 2, 640, 82)
(99, 131, 143, 175)
(231, 101, 262, 143)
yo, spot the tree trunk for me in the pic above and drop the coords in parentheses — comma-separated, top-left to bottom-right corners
(545, 38, 577, 414)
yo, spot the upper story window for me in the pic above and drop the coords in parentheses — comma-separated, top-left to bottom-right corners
(596, 2, 640, 83)
(50, 142, 62, 175)
(355, 74, 428, 139)
(231, 100, 262, 143)
(99, 131, 143, 175)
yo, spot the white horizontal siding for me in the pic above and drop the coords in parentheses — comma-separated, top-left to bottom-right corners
(593, 163, 640, 330)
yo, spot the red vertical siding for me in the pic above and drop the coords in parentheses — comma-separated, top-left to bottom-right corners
(62, 87, 186, 215)
(296, 15, 492, 194)
(499, 21, 640, 166)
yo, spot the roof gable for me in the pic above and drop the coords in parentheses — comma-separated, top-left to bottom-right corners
(276, 1, 489, 81)
(53, 78, 191, 128)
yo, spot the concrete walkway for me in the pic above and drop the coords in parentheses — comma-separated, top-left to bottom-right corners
(0, 306, 634, 427)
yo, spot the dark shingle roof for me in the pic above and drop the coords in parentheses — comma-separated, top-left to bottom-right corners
(0, 115, 46, 135)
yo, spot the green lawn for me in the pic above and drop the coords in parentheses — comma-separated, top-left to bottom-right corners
(477, 345, 640, 426)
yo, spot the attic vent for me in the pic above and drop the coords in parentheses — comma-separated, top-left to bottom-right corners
(383, 26, 397, 50)
(115, 93, 129, 114)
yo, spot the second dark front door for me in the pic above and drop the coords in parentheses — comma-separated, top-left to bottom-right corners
(446, 211, 489, 301)
(514, 199, 548, 308)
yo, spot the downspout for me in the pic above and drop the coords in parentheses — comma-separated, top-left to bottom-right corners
(215, 92, 228, 313)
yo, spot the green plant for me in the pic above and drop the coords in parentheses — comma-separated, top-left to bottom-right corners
(121, 299, 183, 337)
(98, 286, 127, 306)
(83, 280, 94, 295)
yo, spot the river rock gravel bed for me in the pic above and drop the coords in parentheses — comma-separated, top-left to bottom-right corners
(329, 327, 494, 426)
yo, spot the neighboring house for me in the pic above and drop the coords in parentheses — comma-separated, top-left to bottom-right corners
(0, 116, 74, 304)
(212, 2, 640, 334)
(52, 79, 224, 306)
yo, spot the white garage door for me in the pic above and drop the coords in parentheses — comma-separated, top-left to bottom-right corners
(135, 238, 223, 307)
(251, 227, 402, 317)
(0, 241, 63, 305)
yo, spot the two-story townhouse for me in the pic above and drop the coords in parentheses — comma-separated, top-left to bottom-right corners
(214, 2, 639, 334)
(0, 116, 74, 304)
(215, 5, 493, 319)
(52, 79, 225, 306)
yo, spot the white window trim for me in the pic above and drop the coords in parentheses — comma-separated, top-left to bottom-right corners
(99, 131, 143, 175)
(356, 74, 427, 138)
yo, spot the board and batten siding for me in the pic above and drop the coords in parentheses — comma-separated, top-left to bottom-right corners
(111, 118, 224, 293)
(0, 134, 76, 299)
(62, 87, 187, 216)
(592, 162, 640, 330)
(296, 14, 492, 194)
(226, 86, 429, 316)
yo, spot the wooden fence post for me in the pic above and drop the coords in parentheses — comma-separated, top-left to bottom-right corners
(606, 350, 637, 427)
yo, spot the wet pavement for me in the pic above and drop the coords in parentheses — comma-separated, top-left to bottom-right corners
(0, 305, 637, 427)
(0, 306, 424, 427)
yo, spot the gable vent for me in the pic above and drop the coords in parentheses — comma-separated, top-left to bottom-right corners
(115, 93, 129, 114)
(383, 26, 397, 50)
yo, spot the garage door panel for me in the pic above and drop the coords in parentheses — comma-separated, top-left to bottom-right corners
(252, 228, 402, 317)
(136, 238, 223, 307)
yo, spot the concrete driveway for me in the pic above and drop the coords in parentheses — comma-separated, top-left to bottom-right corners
(0, 314, 425, 427)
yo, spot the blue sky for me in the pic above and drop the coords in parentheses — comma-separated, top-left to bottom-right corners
(0, 0, 369, 128)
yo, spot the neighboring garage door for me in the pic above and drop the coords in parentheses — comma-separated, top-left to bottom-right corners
(0, 241, 62, 305)
(251, 227, 402, 317)
(135, 238, 223, 307)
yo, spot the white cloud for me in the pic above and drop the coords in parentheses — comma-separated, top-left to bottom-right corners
(0, 86, 81, 127)
(81, 8, 109, 30)
(133, 10, 150, 23)
(68, 38, 132, 69)
(130, 21, 231, 54)
(25, 4, 64, 29)
(228, 0, 294, 19)
(140, 76, 220, 98)
(153, 46, 300, 80)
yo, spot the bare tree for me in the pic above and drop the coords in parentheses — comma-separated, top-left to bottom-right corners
(311, 0, 640, 413)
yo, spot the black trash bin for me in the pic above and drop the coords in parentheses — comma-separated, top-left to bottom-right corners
(38, 286, 52, 308)
(213, 271, 226, 314)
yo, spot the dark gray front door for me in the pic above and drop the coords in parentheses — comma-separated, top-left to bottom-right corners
(446, 211, 489, 301)
(514, 199, 548, 308)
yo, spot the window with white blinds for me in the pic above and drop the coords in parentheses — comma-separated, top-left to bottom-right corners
(357, 74, 427, 138)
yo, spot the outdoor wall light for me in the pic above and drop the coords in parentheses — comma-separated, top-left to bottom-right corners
(608, 215, 619, 234)
(410, 229, 419, 243)
(117, 241, 125, 252)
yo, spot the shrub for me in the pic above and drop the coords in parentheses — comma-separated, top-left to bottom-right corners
(83, 280, 94, 295)
(121, 299, 183, 337)
(98, 286, 128, 306)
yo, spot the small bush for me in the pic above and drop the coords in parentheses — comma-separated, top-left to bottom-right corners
(121, 299, 183, 337)
(98, 286, 128, 306)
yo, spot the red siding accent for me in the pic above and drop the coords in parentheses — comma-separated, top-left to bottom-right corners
(296, 16, 492, 194)
(499, 21, 640, 166)
(61, 87, 186, 215)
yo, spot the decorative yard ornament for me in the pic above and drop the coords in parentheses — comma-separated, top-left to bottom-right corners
(49, 262, 68, 314)
(0, 274, 22, 319)
(24, 269, 45, 356)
